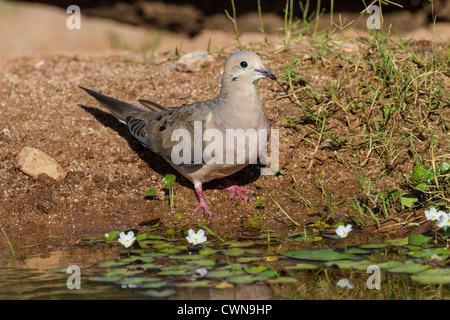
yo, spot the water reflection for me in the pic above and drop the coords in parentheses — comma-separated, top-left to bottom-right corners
(0, 236, 448, 300)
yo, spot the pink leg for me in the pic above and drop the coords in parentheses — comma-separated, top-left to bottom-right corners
(194, 184, 213, 217)
(217, 178, 255, 202)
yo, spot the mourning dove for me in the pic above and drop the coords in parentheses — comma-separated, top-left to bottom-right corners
(80, 51, 276, 216)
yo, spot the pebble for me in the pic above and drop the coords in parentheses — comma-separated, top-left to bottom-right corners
(176, 50, 214, 72)
(17, 146, 67, 182)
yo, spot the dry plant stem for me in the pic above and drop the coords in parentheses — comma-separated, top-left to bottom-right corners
(266, 191, 300, 226)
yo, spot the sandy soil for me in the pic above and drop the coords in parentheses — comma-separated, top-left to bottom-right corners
(0, 2, 448, 252)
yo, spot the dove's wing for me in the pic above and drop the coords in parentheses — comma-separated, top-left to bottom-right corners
(138, 99, 180, 112)
(128, 99, 218, 168)
(80, 86, 218, 171)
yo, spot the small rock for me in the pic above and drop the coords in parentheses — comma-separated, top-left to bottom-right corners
(157, 190, 166, 201)
(17, 147, 67, 182)
(2, 128, 10, 136)
(176, 50, 214, 72)
(178, 92, 191, 99)
(34, 60, 44, 68)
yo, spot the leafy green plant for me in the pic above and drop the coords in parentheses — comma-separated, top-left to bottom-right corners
(162, 174, 176, 209)
(402, 162, 449, 207)
(144, 188, 157, 198)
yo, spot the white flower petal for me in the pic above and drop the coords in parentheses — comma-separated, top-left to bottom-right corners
(188, 229, 196, 237)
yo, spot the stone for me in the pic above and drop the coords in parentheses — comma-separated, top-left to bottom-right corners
(175, 50, 214, 72)
(17, 147, 67, 182)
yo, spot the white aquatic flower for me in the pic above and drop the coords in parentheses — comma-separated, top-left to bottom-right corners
(118, 231, 136, 248)
(437, 212, 450, 229)
(186, 229, 207, 245)
(195, 267, 208, 278)
(336, 224, 352, 238)
(337, 278, 354, 289)
(424, 207, 444, 221)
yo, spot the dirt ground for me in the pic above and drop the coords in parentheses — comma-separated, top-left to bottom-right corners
(0, 2, 449, 252)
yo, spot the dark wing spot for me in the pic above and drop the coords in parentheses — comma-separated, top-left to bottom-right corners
(156, 115, 163, 121)
(159, 125, 166, 131)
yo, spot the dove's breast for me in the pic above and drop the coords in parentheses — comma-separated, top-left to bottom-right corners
(165, 104, 270, 186)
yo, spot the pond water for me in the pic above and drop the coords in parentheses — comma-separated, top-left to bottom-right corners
(0, 228, 448, 300)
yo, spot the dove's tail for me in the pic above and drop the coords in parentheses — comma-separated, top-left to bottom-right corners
(79, 86, 147, 124)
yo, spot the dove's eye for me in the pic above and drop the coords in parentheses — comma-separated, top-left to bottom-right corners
(239, 60, 249, 68)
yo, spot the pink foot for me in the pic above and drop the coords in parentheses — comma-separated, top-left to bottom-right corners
(194, 185, 213, 217)
(218, 178, 255, 202)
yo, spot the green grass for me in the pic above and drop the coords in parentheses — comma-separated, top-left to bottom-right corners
(1, 227, 15, 257)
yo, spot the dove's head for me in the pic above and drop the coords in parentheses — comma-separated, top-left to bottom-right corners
(222, 51, 277, 86)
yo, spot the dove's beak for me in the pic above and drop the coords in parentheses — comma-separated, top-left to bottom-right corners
(255, 68, 277, 81)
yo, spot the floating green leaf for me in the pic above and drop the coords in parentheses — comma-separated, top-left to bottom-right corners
(82, 237, 104, 243)
(142, 289, 176, 298)
(140, 281, 168, 288)
(284, 263, 317, 270)
(186, 259, 216, 266)
(199, 247, 219, 255)
(221, 241, 257, 247)
(244, 265, 269, 274)
(295, 235, 323, 242)
(207, 269, 245, 278)
(104, 268, 144, 277)
(88, 276, 123, 283)
(102, 230, 121, 241)
(408, 248, 450, 260)
(386, 263, 430, 274)
(282, 249, 360, 262)
(326, 259, 374, 270)
(346, 248, 372, 254)
(137, 251, 167, 261)
(159, 248, 182, 254)
(157, 269, 195, 276)
(227, 274, 271, 284)
(176, 280, 214, 288)
(134, 263, 163, 270)
(169, 254, 206, 260)
(411, 269, 450, 284)
(50, 268, 70, 274)
(117, 277, 157, 286)
(408, 234, 433, 248)
(267, 277, 298, 284)
(98, 260, 128, 268)
(237, 257, 262, 263)
(385, 237, 409, 246)
(376, 261, 406, 269)
(120, 255, 154, 264)
(223, 248, 261, 256)
(359, 243, 390, 249)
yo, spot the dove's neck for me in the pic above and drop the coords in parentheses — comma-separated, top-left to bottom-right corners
(216, 81, 266, 130)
